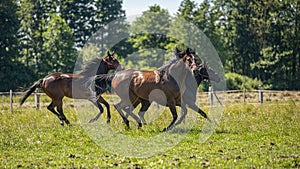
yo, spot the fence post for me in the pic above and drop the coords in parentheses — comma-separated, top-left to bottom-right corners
(208, 85, 213, 106)
(243, 87, 246, 103)
(10, 90, 13, 113)
(34, 91, 40, 109)
(258, 85, 263, 104)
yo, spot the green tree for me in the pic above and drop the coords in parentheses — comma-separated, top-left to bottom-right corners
(42, 14, 77, 76)
(177, 0, 197, 22)
(0, 0, 35, 91)
(0, 0, 19, 63)
(18, 0, 50, 74)
(127, 5, 172, 69)
(254, 0, 300, 89)
(168, 0, 199, 51)
(61, 0, 127, 50)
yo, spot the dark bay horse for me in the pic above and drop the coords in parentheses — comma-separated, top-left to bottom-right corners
(20, 51, 121, 125)
(124, 62, 220, 127)
(93, 48, 201, 131)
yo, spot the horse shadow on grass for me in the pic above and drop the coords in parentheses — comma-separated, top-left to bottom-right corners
(166, 127, 237, 135)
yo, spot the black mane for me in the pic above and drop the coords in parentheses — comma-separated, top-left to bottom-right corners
(77, 58, 104, 77)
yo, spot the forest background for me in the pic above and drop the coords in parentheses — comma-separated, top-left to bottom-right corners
(0, 0, 299, 91)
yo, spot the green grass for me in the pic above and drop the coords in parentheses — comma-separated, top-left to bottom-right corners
(0, 97, 299, 168)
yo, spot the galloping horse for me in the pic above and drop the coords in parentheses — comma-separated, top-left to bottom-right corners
(93, 48, 202, 131)
(20, 51, 121, 125)
(125, 62, 220, 127)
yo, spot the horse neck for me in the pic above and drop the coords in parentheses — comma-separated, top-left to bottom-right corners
(195, 74, 203, 86)
(96, 60, 108, 75)
(168, 60, 189, 85)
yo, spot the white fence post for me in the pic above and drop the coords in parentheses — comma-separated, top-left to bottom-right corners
(243, 88, 246, 103)
(208, 85, 213, 107)
(258, 85, 263, 104)
(34, 91, 40, 109)
(10, 90, 13, 113)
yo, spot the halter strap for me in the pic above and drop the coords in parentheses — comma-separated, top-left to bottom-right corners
(103, 58, 119, 69)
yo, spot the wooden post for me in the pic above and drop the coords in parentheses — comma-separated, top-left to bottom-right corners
(243, 88, 246, 103)
(258, 85, 263, 104)
(34, 92, 40, 109)
(208, 85, 213, 106)
(10, 90, 13, 113)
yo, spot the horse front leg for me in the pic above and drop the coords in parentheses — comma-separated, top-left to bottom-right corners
(163, 105, 178, 132)
(98, 96, 111, 123)
(175, 104, 188, 126)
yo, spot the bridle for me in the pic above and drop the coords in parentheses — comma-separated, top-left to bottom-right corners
(195, 64, 211, 83)
(103, 57, 119, 69)
(183, 53, 197, 68)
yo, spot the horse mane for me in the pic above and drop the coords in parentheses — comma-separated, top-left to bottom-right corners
(77, 58, 104, 77)
(157, 55, 178, 73)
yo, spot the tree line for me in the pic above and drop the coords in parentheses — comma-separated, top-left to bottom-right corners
(0, 0, 299, 91)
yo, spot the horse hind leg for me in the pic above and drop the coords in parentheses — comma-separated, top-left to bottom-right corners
(89, 101, 104, 123)
(122, 104, 142, 129)
(57, 102, 70, 125)
(47, 101, 65, 125)
(138, 100, 151, 125)
(114, 102, 130, 128)
(189, 103, 211, 122)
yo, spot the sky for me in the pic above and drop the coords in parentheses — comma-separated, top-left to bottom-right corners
(123, 0, 204, 16)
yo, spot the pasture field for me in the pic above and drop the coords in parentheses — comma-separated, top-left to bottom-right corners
(0, 95, 299, 168)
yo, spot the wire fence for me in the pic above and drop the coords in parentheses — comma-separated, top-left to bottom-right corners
(1, 88, 300, 113)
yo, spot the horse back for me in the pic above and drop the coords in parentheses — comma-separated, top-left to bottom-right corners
(42, 72, 82, 98)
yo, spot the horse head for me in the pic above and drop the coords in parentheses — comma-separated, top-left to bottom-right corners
(194, 62, 220, 83)
(103, 51, 123, 70)
(182, 48, 197, 69)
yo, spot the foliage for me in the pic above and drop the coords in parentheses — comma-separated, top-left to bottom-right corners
(42, 14, 77, 75)
(225, 72, 262, 90)
(0, 0, 299, 91)
(126, 5, 172, 69)
(0, 0, 127, 91)
(174, 0, 299, 90)
(0, 97, 299, 168)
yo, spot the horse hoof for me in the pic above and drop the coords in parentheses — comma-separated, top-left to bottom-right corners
(89, 119, 96, 123)
(207, 117, 212, 123)
(65, 120, 70, 125)
(125, 125, 130, 130)
(60, 121, 64, 126)
(106, 120, 110, 124)
(138, 123, 142, 129)
(124, 120, 130, 127)
(162, 128, 168, 132)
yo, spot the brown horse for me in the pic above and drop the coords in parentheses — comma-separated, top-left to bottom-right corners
(124, 62, 220, 127)
(93, 48, 200, 131)
(20, 51, 121, 125)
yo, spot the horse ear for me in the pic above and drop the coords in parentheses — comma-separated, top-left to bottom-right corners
(107, 50, 112, 56)
(174, 46, 181, 54)
(111, 51, 115, 56)
(186, 48, 191, 55)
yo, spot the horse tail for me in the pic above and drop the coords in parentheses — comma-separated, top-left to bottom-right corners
(20, 79, 43, 106)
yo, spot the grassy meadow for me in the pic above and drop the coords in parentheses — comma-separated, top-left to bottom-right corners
(0, 94, 299, 168)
